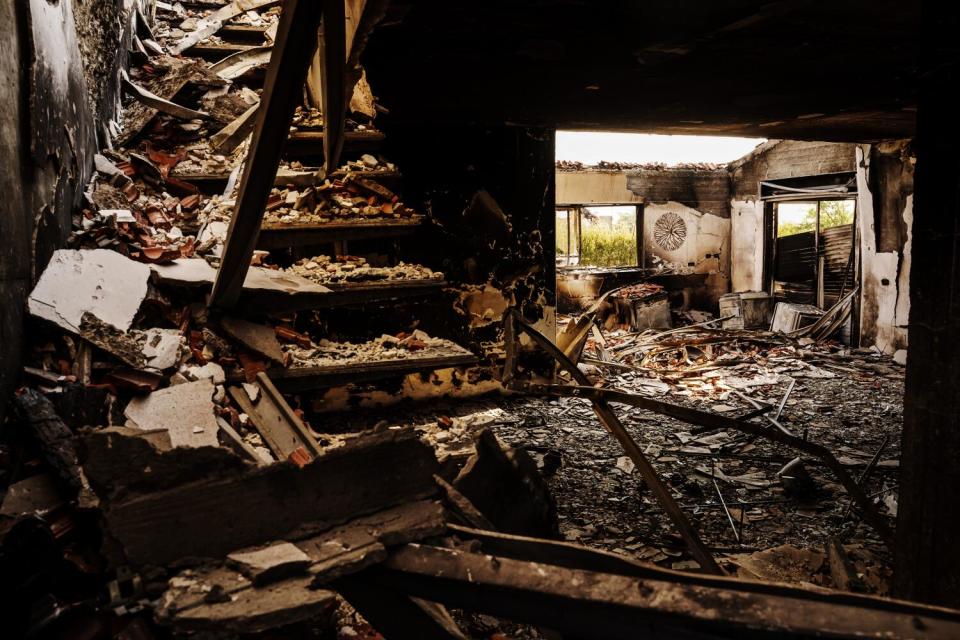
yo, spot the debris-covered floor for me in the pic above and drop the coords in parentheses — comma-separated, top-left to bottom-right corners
(331, 326, 904, 598)
(1, 0, 946, 637)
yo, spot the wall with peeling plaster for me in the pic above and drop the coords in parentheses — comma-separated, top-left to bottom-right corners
(729, 140, 858, 294)
(856, 142, 914, 353)
(556, 167, 732, 308)
(556, 170, 643, 205)
(727, 138, 913, 351)
(0, 0, 128, 421)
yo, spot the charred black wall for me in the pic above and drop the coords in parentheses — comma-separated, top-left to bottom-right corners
(627, 169, 731, 218)
(0, 0, 123, 422)
(0, 2, 31, 425)
(377, 123, 557, 343)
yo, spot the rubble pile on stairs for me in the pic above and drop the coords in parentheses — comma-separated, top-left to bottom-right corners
(0, 2, 513, 637)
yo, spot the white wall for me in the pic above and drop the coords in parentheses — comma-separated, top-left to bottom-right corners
(556, 171, 642, 205)
(643, 202, 729, 276)
(729, 199, 764, 292)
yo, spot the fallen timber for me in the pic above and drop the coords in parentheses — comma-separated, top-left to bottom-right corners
(502, 309, 893, 550)
(511, 380, 893, 544)
(504, 310, 724, 575)
(358, 541, 960, 640)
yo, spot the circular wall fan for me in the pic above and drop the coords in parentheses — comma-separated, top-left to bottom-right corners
(653, 212, 686, 251)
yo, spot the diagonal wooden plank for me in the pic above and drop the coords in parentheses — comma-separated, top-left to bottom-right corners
(210, 0, 325, 309)
(321, 0, 347, 174)
(505, 310, 723, 575)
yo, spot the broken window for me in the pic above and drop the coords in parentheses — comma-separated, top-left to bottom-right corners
(556, 205, 639, 268)
(771, 199, 856, 309)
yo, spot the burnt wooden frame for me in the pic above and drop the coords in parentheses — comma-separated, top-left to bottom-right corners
(503, 310, 723, 574)
(359, 541, 960, 640)
(211, 0, 378, 310)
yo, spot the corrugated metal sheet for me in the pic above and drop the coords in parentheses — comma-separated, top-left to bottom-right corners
(774, 230, 816, 304)
(821, 223, 854, 307)
(773, 224, 854, 307)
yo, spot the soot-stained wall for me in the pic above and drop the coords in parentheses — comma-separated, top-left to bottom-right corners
(729, 140, 858, 293)
(555, 167, 731, 309)
(0, 0, 126, 421)
(856, 141, 914, 353)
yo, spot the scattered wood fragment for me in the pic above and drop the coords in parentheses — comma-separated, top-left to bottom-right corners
(369, 543, 960, 640)
(434, 475, 495, 531)
(826, 537, 865, 592)
(452, 429, 558, 538)
(228, 372, 321, 462)
(103, 429, 439, 565)
(504, 309, 724, 575)
(335, 574, 468, 640)
(157, 500, 445, 632)
(210, 103, 258, 153)
(13, 389, 87, 493)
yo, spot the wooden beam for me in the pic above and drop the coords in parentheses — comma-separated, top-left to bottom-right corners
(367, 543, 960, 640)
(257, 217, 421, 249)
(321, 0, 347, 175)
(512, 379, 893, 543)
(335, 574, 468, 640)
(506, 310, 723, 575)
(210, 0, 325, 309)
(230, 352, 478, 392)
(894, 7, 960, 604)
(103, 429, 439, 565)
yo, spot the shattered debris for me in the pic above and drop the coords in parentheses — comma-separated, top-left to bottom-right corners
(0, 0, 938, 638)
(124, 378, 221, 448)
(28, 249, 151, 333)
(286, 255, 444, 286)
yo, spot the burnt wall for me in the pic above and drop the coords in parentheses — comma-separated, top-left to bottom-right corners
(380, 124, 556, 344)
(730, 140, 857, 199)
(856, 141, 914, 353)
(0, 2, 32, 425)
(0, 0, 125, 421)
(728, 140, 858, 293)
(627, 168, 730, 218)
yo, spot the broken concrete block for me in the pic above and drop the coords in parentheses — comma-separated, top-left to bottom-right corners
(184, 362, 226, 384)
(221, 317, 285, 364)
(142, 328, 184, 370)
(227, 542, 311, 585)
(124, 379, 220, 448)
(29, 249, 151, 333)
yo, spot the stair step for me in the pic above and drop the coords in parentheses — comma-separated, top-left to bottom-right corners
(257, 218, 423, 249)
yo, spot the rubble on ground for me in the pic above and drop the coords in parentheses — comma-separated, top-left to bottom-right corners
(286, 255, 443, 285)
(286, 331, 473, 369)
